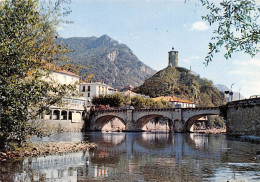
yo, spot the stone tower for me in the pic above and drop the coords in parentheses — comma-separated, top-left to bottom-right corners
(168, 49, 178, 67)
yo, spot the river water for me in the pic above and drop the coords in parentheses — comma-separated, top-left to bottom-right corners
(0, 132, 259, 181)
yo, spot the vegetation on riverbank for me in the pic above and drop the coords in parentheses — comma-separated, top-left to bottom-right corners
(193, 128, 226, 134)
(0, 142, 97, 162)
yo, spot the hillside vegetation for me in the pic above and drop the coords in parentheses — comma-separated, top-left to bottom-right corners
(134, 66, 225, 107)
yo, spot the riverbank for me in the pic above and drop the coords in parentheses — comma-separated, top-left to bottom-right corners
(0, 142, 97, 161)
(193, 128, 226, 134)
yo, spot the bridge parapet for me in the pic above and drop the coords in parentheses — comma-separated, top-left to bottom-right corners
(228, 98, 260, 107)
(134, 108, 177, 112)
(182, 107, 219, 111)
(94, 109, 127, 113)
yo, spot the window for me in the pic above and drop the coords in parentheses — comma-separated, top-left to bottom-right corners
(83, 86, 85, 92)
(88, 93, 90, 97)
(88, 86, 90, 91)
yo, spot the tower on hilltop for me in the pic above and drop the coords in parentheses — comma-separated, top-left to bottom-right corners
(168, 47, 178, 67)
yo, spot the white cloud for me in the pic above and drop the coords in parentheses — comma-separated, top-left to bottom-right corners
(191, 21, 209, 31)
(228, 69, 260, 76)
(233, 58, 260, 67)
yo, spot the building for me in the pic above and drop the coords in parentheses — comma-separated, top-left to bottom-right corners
(80, 82, 117, 106)
(41, 66, 86, 126)
(153, 96, 195, 108)
(120, 85, 134, 92)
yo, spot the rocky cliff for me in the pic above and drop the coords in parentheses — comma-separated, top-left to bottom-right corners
(57, 35, 156, 89)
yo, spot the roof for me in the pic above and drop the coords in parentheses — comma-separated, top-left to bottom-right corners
(81, 81, 110, 87)
(43, 61, 80, 78)
(153, 96, 194, 104)
(121, 85, 134, 91)
(121, 90, 137, 97)
(56, 69, 79, 78)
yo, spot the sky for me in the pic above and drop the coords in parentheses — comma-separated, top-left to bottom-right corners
(58, 0, 260, 98)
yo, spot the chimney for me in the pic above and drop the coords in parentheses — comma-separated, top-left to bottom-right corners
(168, 50, 178, 67)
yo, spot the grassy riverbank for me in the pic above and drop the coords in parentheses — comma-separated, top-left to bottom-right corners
(0, 142, 97, 161)
(193, 128, 226, 134)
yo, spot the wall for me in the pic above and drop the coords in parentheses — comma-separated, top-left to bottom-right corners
(226, 98, 260, 136)
(44, 120, 84, 132)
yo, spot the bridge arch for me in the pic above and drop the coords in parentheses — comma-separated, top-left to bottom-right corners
(135, 114, 173, 131)
(185, 113, 218, 132)
(181, 108, 220, 132)
(92, 115, 126, 131)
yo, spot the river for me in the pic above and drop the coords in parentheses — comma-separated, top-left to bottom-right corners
(0, 132, 259, 181)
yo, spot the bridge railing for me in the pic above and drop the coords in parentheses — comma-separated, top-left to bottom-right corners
(182, 107, 219, 111)
(92, 107, 220, 114)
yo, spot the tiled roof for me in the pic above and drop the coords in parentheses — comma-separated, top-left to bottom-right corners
(57, 69, 79, 77)
(43, 61, 80, 77)
(153, 96, 194, 104)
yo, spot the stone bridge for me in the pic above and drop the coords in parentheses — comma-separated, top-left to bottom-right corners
(87, 107, 220, 132)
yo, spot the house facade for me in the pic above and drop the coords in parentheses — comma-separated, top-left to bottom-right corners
(153, 96, 195, 108)
(80, 81, 117, 106)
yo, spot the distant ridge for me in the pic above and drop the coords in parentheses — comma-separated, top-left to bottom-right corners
(57, 35, 156, 89)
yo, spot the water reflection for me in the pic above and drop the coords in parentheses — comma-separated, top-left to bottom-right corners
(0, 132, 259, 181)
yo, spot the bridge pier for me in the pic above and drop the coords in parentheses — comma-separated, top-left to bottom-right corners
(174, 120, 186, 133)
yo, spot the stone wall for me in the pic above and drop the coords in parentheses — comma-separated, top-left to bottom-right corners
(227, 98, 260, 136)
(43, 120, 84, 132)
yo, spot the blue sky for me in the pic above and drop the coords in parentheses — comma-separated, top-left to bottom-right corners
(59, 0, 260, 98)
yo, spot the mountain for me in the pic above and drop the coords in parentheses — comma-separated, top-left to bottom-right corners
(134, 66, 225, 107)
(215, 84, 244, 101)
(57, 35, 156, 89)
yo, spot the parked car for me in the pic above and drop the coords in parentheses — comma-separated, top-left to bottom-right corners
(249, 95, 260, 99)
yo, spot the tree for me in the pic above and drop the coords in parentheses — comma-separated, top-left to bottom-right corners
(0, 0, 73, 150)
(131, 96, 145, 108)
(198, 0, 259, 64)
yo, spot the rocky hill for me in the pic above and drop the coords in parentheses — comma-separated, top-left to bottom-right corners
(57, 35, 156, 89)
(134, 66, 225, 107)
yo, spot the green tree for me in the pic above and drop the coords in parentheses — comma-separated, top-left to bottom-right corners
(198, 0, 259, 64)
(131, 96, 145, 108)
(0, 0, 73, 150)
(92, 93, 126, 108)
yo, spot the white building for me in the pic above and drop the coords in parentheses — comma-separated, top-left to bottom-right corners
(42, 68, 86, 123)
(80, 82, 117, 106)
(153, 96, 195, 108)
(50, 69, 80, 88)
